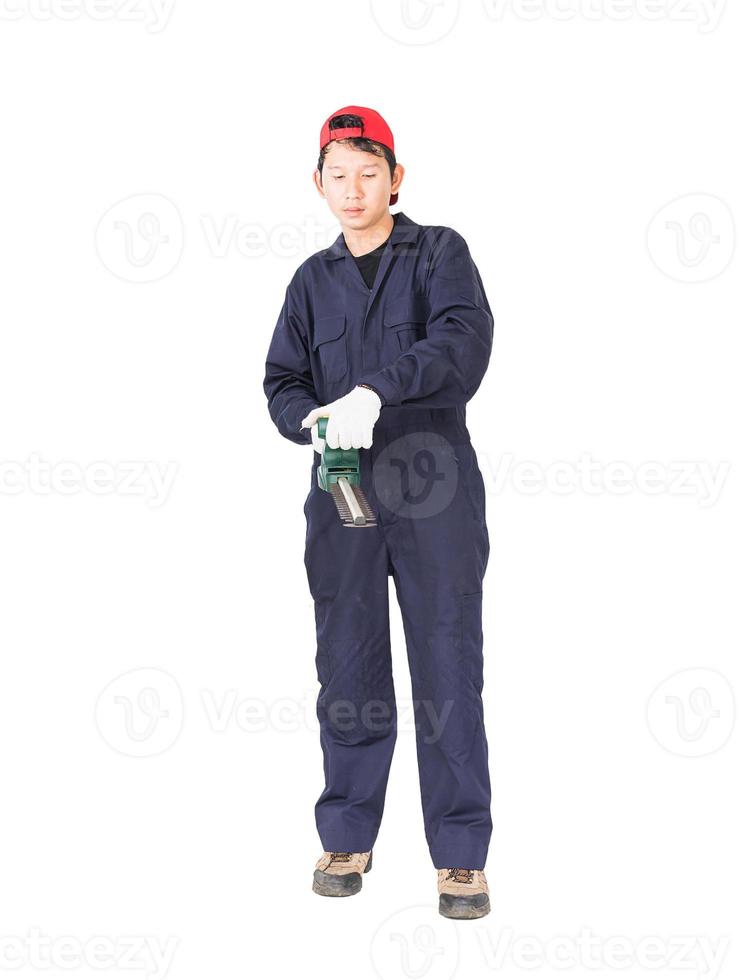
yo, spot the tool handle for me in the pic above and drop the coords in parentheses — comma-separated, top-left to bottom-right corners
(315, 415, 362, 492)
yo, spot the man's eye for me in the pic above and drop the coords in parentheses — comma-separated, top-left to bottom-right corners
(363, 174, 376, 178)
(333, 175, 344, 180)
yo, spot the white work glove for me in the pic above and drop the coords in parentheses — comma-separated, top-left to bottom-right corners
(302, 386, 382, 450)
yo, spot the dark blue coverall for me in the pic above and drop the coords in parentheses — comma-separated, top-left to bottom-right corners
(263, 211, 494, 869)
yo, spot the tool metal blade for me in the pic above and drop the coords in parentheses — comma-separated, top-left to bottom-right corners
(329, 479, 378, 527)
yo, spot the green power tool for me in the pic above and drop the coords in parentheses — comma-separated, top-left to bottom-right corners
(316, 416, 377, 528)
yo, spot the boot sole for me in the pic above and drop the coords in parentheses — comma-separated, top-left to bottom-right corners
(438, 893, 491, 919)
(312, 851, 372, 897)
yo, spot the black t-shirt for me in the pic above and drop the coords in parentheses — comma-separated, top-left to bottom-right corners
(351, 234, 391, 289)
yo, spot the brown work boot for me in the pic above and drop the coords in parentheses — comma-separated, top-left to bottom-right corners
(436, 867, 490, 919)
(312, 850, 373, 897)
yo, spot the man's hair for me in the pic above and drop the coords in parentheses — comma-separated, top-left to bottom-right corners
(317, 113, 396, 185)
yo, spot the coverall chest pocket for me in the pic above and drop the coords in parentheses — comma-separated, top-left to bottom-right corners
(312, 313, 348, 383)
(383, 294, 428, 352)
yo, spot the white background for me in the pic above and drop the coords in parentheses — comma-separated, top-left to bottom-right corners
(0, 2, 739, 979)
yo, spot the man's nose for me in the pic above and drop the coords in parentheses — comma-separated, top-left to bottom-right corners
(345, 177, 363, 198)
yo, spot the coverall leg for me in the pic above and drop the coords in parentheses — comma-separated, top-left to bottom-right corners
(304, 407, 492, 870)
(304, 453, 397, 853)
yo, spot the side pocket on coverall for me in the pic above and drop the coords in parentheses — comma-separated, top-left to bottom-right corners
(456, 442, 486, 525)
(313, 601, 332, 687)
(461, 592, 484, 688)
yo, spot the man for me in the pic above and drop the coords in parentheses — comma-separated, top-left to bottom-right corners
(263, 105, 494, 919)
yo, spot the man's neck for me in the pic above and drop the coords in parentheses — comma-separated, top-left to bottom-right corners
(342, 212, 394, 257)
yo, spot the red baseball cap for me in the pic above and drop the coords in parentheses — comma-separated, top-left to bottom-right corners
(319, 104, 398, 206)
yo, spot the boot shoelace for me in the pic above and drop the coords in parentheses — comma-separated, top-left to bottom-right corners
(329, 851, 352, 865)
(447, 867, 474, 884)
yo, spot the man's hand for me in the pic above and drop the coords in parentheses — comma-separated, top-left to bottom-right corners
(301, 386, 382, 450)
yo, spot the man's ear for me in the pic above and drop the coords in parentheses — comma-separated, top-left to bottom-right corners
(391, 163, 405, 196)
(313, 168, 326, 198)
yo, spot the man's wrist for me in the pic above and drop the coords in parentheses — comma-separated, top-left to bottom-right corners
(356, 373, 399, 407)
(356, 382, 385, 406)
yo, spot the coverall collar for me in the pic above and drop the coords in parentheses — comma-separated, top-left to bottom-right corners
(320, 211, 420, 261)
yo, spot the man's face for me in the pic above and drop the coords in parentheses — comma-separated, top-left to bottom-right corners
(315, 140, 398, 230)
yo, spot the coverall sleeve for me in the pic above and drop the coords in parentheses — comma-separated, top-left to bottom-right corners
(356, 230, 493, 408)
(263, 278, 318, 446)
